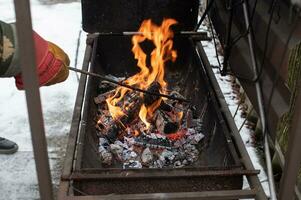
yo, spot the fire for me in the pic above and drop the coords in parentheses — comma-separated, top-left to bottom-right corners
(166, 129, 187, 141)
(106, 18, 178, 130)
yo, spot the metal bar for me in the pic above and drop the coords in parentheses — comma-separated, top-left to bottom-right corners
(62, 169, 260, 181)
(68, 66, 190, 103)
(195, 44, 268, 200)
(62, 189, 257, 200)
(94, 31, 208, 36)
(73, 34, 99, 172)
(13, 0, 53, 199)
(279, 87, 301, 199)
(194, 0, 215, 31)
(222, 0, 234, 76)
(61, 35, 93, 178)
(241, 1, 277, 199)
(238, 107, 254, 132)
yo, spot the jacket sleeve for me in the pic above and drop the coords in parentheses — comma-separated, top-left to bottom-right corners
(0, 20, 69, 89)
(0, 20, 21, 77)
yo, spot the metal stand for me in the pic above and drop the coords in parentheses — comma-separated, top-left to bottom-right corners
(13, 0, 53, 199)
(241, 1, 277, 199)
(196, 43, 268, 200)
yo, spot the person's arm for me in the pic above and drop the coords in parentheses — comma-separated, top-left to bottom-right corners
(0, 20, 69, 89)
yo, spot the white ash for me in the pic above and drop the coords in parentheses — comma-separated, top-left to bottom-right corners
(98, 137, 113, 165)
(96, 76, 205, 168)
(173, 160, 184, 168)
(98, 127, 204, 168)
(110, 143, 124, 161)
(123, 160, 142, 169)
(141, 147, 153, 166)
(186, 128, 205, 145)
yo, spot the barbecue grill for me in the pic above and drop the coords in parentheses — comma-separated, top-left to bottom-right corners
(58, 0, 265, 199)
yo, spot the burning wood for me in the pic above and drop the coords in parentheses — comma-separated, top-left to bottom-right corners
(94, 18, 206, 168)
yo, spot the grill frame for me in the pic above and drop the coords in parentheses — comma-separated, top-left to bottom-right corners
(57, 34, 260, 199)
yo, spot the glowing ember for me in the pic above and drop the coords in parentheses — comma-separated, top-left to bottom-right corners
(106, 19, 178, 129)
(166, 129, 187, 141)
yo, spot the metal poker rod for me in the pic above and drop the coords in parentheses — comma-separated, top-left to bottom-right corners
(68, 66, 189, 103)
(94, 31, 211, 40)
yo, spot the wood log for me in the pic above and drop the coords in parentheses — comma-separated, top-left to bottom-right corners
(143, 82, 161, 106)
(97, 75, 125, 94)
(155, 110, 179, 134)
(94, 90, 115, 104)
(99, 92, 143, 142)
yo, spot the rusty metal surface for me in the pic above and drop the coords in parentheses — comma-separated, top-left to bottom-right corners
(57, 35, 253, 198)
(66, 36, 244, 197)
(73, 175, 242, 195)
(77, 35, 241, 170)
(60, 35, 94, 178)
(61, 189, 257, 200)
(63, 169, 259, 181)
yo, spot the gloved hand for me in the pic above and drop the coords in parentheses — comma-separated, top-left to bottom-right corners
(0, 20, 69, 89)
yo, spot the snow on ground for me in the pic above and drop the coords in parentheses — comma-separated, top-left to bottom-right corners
(199, 23, 270, 197)
(0, 0, 85, 199)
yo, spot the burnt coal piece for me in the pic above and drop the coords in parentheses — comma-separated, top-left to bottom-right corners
(143, 82, 161, 106)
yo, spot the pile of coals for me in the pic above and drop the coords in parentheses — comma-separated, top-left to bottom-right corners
(94, 76, 206, 169)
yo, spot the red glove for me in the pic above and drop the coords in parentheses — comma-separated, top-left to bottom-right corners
(15, 31, 69, 90)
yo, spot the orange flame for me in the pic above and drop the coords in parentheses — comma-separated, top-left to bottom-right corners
(106, 18, 178, 129)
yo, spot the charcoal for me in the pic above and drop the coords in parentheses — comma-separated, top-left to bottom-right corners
(124, 136, 135, 146)
(94, 90, 114, 104)
(152, 160, 164, 168)
(95, 74, 206, 169)
(99, 137, 110, 147)
(170, 91, 185, 101)
(122, 149, 138, 161)
(182, 159, 188, 165)
(173, 160, 183, 168)
(143, 82, 161, 106)
(159, 102, 172, 112)
(164, 122, 179, 134)
(97, 76, 125, 94)
(97, 81, 116, 94)
(105, 124, 119, 143)
(155, 110, 179, 134)
(110, 143, 123, 161)
(134, 133, 171, 150)
(123, 160, 142, 169)
(189, 133, 204, 144)
(173, 138, 186, 148)
(114, 140, 129, 149)
(159, 149, 176, 165)
(141, 148, 153, 166)
(98, 137, 113, 165)
(106, 94, 143, 142)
